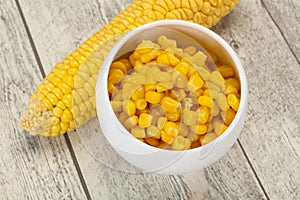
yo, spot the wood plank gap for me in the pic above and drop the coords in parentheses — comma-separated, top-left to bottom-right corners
(261, 0, 300, 65)
(14, 0, 46, 77)
(14, 0, 92, 199)
(64, 134, 92, 200)
(237, 140, 270, 200)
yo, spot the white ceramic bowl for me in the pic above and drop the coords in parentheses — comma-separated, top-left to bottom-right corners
(96, 20, 248, 174)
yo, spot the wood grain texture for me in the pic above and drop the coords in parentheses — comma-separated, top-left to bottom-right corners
(18, 0, 269, 199)
(0, 1, 86, 199)
(212, 0, 300, 199)
(262, 0, 300, 60)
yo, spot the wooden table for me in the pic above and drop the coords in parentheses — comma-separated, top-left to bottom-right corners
(1, 0, 299, 199)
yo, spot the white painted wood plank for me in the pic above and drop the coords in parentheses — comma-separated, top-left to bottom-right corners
(262, 0, 300, 60)
(18, 0, 268, 199)
(0, 1, 86, 199)
(212, 0, 300, 199)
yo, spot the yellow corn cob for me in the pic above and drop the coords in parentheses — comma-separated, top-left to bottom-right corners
(20, 0, 240, 137)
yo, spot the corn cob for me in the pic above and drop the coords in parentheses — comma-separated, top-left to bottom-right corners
(20, 0, 240, 137)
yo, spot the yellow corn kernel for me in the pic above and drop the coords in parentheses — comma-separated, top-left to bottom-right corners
(157, 117, 167, 130)
(166, 111, 181, 122)
(51, 116, 60, 125)
(136, 108, 149, 115)
(200, 132, 217, 146)
(224, 84, 238, 95)
(188, 73, 204, 91)
(166, 52, 180, 66)
(51, 124, 61, 135)
(174, 62, 190, 77)
(204, 89, 219, 99)
(198, 95, 213, 108)
(161, 130, 174, 144)
(149, 104, 166, 117)
(60, 122, 69, 131)
(156, 84, 169, 92)
(118, 112, 128, 123)
(225, 78, 240, 90)
(216, 93, 229, 111)
(163, 121, 179, 137)
(135, 98, 147, 110)
(108, 69, 124, 85)
(213, 119, 227, 136)
(111, 61, 127, 73)
(209, 71, 225, 88)
(211, 102, 220, 116)
(218, 65, 234, 78)
(161, 96, 180, 113)
(198, 106, 210, 124)
(187, 132, 200, 142)
(107, 81, 115, 94)
(61, 109, 73, 123)
(56, 101, 66, 110)
(146, 125, 160, 137)
(131, 126, 146, 138)
(144, 138, 160, 147)
(191, 140, 201, 149)
(62, 94, 73, 108)
(52, 87, 64, 100)
(172, 135, 191, 150)
(222, 108, 236, 126)
(182, 109, 198, 126)
(227, 94, 240, 111)
(184, 46, 197, 55)
(110, 100, 122, 112)
(122, 100, 136, 116)
(123, 115, 138, 130)
(131, 86, 145, 101)
(120, 58, 132, 71)
(157, 53, 169, 66)
(52, 107, 63, 118)
(138, 113, 153, 128)
(144, 83, 156, 92)
(59, 83, 72, 94)
(145, 91, 162, 104)
(42, 98, 53, 109)
(190, 124, 208, 135)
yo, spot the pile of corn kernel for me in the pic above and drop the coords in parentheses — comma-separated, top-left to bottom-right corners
(108, 35, 240, 150)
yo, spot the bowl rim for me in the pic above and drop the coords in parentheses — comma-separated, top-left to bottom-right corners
(96, 19, 248, 154)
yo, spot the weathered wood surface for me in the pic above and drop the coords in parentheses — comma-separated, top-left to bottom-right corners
(1, 0, 299, 199)
(0, 0, 86, 199)
(262, 0, 300, 60)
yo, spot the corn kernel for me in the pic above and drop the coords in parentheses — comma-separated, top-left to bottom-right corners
(211, 102, 220, 116)
(200, 132, 217, 145)
(111, 61, 127, 73)
(161, 96, 180, 113)
(188, 73, 204, 91)
(146, 125, 160, 137)
(198, 106, 210, 124)
(156, 84, 169, 92)
(123, 115, 138, 130)
(198, 95, 213, 108)
(135, 98, 147, 110)
(213, 119, 227, 136)
(144, 138, 160, 147)
(172, 136, 191, 150)
(108, 69, 124, 84)
(157, 117, 167, 130)
(225, 78, 240, 90)
(225, 84, 238, 95)
(216, 93, 229, 111)
(122, 100, 136, 116)
(218, 65, 234, 78)
(166, 111, 181, 121)
(166, 52, 180, 66)
(163, 121, 179, 137)
(56, 101, 66, 110)
(184, 46, 197, 55)
(144, 83, 156, 92)
(61, 109, 73, 123)
(209, 71, 225, 88)
(190, 124, 208, 135)
(118, 112, 128, 123)
(52, 107, 63, 118)
(51, 124, 60, 134)
(145, 91, 162, 104)
(131, 126, 146, 138)
(183, 110, 198, 126)
(222, 108, 236, 126)
(227, 94, 240, 111)
(52, 87, 64, 100)
(60, 121, 69, 131)
(157, 53, 170, 66)
(161, 130, 174, 144)
(138, 113, 153, 128)
(62, 94, 73, 108)
(110, 101, 122, 112)
(204, 89, 219, 99)
(174, 62, 190, 77)
(131, 86, 145, 101)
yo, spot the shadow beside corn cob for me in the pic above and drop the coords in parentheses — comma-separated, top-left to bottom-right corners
(20, 0, 240, 136)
